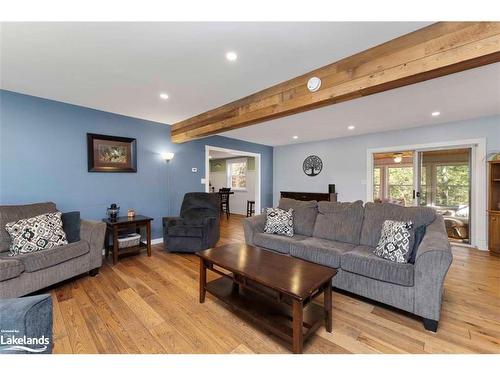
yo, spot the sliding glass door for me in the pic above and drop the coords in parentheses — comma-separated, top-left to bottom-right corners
(417, 148, 472, 244)
(373, 147, 472, 244)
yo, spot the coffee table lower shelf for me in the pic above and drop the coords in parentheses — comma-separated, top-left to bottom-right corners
(205, 276, 324, 352)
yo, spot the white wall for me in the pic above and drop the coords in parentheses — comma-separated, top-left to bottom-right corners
(273, 115, 500, 248)
(209, 168, 256, 216)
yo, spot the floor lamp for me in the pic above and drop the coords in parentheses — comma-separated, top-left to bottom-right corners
(161, 152, 175, 215)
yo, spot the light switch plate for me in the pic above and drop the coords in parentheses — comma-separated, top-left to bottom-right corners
(191, 167, 198, 173)
(200, 178, 206, 184)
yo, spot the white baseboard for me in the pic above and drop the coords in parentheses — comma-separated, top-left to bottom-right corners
(151, 238, 164, 245)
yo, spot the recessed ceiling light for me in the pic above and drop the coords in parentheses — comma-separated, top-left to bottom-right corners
(159, 93, 169, 100)
(292, 135, 299, 139)
(226, 51, 238, 62)
(431, 111, 441, 117)
(348, 125, 355, 130)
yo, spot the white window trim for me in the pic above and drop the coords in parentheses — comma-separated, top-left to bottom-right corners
(226, 157, 248, 191)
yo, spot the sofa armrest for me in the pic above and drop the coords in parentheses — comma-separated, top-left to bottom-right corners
(243, 214, 267, 245)
(414, 215, 453, 321)
(0, 294, 53, 354)
(80, 219, 106, 270)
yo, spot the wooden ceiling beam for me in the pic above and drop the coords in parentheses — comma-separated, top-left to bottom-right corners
(171, 22, 500, 143)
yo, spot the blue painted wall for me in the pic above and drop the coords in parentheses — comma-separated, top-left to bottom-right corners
(0, 90, 273, 239)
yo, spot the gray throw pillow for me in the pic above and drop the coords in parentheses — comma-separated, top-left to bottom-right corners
(374, 220, 414, 263)
(264, 208, 294, 237)
(5, 212, 68, 255)
(62, 211, 81, 243)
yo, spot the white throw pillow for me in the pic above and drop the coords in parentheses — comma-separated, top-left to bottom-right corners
(374, 220, 414, 263)
(264, 207, 294, 237)
(5, 212, 68, 255)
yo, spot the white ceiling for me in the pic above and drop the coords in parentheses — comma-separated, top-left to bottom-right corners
(223, 63, 500, 145)
(0, 22, 429, 125)
(1, 22, 498, 147)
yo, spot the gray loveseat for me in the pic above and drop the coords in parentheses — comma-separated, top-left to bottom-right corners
(0, 202, 106, 298)
(244, 198, 453, 331)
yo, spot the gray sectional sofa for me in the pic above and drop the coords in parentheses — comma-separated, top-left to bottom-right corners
(243, 198, 453, 331)
(0, 202, 106, 299)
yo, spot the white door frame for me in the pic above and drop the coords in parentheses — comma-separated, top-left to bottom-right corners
(205, 145, 261, 215)
(366, 138, 487, 250)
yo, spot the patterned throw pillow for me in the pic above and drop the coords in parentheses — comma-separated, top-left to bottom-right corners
(264, 208, 294, 237)
(5, 212, 68, 256)
(374, 220, 414, 263)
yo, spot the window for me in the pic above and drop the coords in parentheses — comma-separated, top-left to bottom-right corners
(387, 166, 413, 205)
(435, 164, 469, 207)
(227, 158, 247, 190)
(373, 167, 381, 200)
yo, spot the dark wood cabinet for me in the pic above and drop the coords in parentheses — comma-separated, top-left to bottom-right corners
(488, 161, 500, 255)
(280, 191, 337, 202)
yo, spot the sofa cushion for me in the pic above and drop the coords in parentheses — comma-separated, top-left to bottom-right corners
(278, 198, 318, 236)
(5, 212, 68, 255)
(374, 220, 415, 263)
(0, 258, 24, 281)
(62, 211, 81, 243)
(15, 240, 89, 272)
(290, 237, 356, 269)
(0, 202, 57, 253)
(312, 200, 364, 244)
(341, 245, 414, 286)
(360, 202, 436, 247)
(167, 225, 203, 238)
(264, 208, 294, 237)
(253, 232, 308, 254)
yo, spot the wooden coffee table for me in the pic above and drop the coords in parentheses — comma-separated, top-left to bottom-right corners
(196, 243, 337, 353)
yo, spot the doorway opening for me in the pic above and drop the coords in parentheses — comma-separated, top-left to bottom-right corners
(205, 146, 261, 217)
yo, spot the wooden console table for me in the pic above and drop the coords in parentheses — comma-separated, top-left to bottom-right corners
(102, 215, 153, 265)
(280, 191, 337, 202)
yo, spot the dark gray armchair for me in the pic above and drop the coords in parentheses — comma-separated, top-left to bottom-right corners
(162, 192, 220, 253)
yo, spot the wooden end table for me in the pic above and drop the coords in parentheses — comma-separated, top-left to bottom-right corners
(102, 215, 153, 265)
(196, 243, 337, 354)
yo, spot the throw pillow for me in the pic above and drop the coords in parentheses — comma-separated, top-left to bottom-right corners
(5, 212, 68, 255)
(264, 208, 294, 237)
(374, 220, 414, 263)
(408, 224, 427, 264)
(62, 211, 81, 243)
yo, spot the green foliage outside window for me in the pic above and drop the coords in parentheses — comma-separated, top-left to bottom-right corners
(388, 166, 413, 204)
(436, 165, 469, 207)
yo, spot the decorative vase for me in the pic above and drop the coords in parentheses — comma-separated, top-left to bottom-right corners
(127, 209, 136, 218)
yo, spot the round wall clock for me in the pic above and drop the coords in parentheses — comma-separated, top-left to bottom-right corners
(303, 155, 323, 176)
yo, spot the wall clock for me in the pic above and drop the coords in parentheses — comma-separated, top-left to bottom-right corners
(303, 155, 323, 176)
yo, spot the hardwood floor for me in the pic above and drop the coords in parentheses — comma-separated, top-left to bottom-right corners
(48, 215, 500, 354)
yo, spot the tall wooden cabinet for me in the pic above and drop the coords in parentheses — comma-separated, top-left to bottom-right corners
(488, 161, 500, 255)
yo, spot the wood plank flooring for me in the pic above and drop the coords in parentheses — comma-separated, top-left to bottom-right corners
(47, 215, 500, 354)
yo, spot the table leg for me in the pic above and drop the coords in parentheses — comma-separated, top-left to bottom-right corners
(112, 226, 119, 265)
(324, 280, 333, 333)
(199, 259, 206, 303)
(146, 221, 152, 257)
(292, 299, 304, 354)
(105, 228, 110, 258)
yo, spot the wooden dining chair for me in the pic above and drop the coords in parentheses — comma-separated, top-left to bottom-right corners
(219, 188, 231, 219)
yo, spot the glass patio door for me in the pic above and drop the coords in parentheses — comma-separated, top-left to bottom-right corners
(416, 148, 472, 244)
